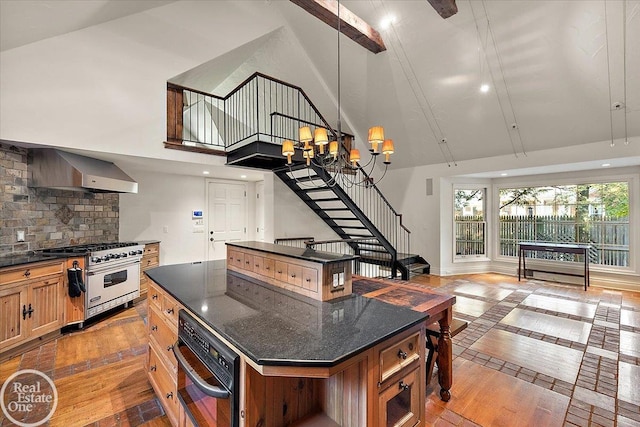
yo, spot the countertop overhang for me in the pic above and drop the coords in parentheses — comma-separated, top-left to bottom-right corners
(146, 260, 428, 368)
(226, 241, 359, 264)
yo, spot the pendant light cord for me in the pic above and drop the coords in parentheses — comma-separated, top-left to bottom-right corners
(337, 0, 342, 144)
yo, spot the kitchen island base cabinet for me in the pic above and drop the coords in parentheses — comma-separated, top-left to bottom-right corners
(147, 279, 181, 426)
(242, 323, 425, 427)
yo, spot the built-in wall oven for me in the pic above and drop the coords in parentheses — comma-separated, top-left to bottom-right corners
(174, 310, 240, 427)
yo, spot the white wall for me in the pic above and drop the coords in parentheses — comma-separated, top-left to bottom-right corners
(0, 1, 284, 160)
(120, 169, 338, 265)
(119, 171, 207, 265)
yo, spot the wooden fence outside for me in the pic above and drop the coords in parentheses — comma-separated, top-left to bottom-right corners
(455, 215, 630, 266)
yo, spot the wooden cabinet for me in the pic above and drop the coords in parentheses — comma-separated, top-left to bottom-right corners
(374, 326, 425, 427)
(147, 279, 180, 426)
(0, 260, 65, 353)
(378, 366, 422, 427)
(140, 242, 160, 297)
(226, 245, 352, 302)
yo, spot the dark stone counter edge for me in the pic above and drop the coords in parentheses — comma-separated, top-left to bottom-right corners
(244, 316, 428, 368)
(152, 271, 429, 368)
(227, 241, 359, 265)
(0, 253, 72, 269)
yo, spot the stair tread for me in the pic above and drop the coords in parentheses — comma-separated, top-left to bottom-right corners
(297, 187, 331, 193)
(312, 197, 342, 202)
(313, 207, 348, 211)
(329, 217, 359, 220)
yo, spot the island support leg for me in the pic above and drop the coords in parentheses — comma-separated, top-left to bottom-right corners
(437, 309, 453, 401)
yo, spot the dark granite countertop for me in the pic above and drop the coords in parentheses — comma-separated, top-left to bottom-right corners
(146, 260, 427, 367)
(226, 241, 359, 265)
(137, 240, 161, 245)
(0, 253, 70, 269)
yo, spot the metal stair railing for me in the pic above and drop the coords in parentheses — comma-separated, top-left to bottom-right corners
(167, 73, 412, 276)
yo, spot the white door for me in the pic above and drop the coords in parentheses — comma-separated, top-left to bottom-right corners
(256, 181, 265, 242)
(207, 180, 247, 260)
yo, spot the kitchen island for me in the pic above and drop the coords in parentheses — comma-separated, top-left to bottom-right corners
(146, 259, 428, 427)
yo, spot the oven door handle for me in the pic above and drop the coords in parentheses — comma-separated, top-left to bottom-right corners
(86, 260, 140, 275)
(173, 341, 231, 399)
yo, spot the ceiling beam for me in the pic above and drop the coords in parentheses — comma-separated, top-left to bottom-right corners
(290, 0, 386, 54)
(427, 0, 458, 19)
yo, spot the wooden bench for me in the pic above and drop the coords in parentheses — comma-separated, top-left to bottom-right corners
(425, 318, 468, 385)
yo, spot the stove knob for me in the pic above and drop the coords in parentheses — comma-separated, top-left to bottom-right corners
(102, 256, 109, 262)
(121, 252, 128, 258)
(114, 253, 121, 259)
(137, 249, 143, 255)
(91, 256, 101, 263)
(128, 250, 136, 256)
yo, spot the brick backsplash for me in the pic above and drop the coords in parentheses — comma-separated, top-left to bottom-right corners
(0, 142, 119, 256)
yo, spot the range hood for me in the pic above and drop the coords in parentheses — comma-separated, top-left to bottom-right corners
(29, 149, 138, 193)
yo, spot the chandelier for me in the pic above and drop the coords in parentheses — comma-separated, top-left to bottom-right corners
(281, 0, 394, 188)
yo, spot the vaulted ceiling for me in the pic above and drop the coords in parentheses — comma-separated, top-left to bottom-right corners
(1, 0, 638, 172)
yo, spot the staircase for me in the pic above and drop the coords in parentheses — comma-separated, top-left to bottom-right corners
(166, 72, 430, 280)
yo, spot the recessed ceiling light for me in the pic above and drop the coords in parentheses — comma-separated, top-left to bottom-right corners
(240, 175, 247, 179)
(500, 173, 508, 176)
(480, 84, 490, 93)
(203, 171, 210, 175)
(380, 15, 396, 30)
(601, 163, 610, 167)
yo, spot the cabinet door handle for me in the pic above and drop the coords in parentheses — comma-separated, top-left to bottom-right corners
(397, 349, 407, 360)
(152, 294, 158, 300)
(167, 308, 174, 314)
(24, 269, 31, 278)
(306, 278, 311, 282)
(277, 270, 282, 274)
(150, 365, 157, 372)
(23, 305, 28, 320)
(151, 325, 158, 332)
(246, 261, 250, 264)
(166, 392, 173, 399)
(27, 304, 33, 319)
(399, 381, 410, 391)
(167, 344, 174, 351)
(291, 274, 296, 278)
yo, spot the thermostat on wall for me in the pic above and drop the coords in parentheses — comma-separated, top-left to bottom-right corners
(192, 210, 203, 219)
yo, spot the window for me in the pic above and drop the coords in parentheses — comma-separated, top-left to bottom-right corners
(499, 182, 630, 267)
(454, 188, 486, 257)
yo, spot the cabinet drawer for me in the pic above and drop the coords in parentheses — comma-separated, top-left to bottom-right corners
(252, 255, 263, 274)
(302, 267, 318, 292)
(274, 261, 288, 282)
(148, 282, 163, 311)
(149, 307, 177, 371)
(262, 258, 275, 278)
(379, 331, 420, 383)
(232, 252, 245, 269)
(287, 264, 303, 287)
(162, 294, 180, 326)
(148, 344, 179, 425)
(378, 366, 421, 427)
(144, 243, 160, 256)
(143, 255, 159, 270)
(1, 261, 64, 286)
(243, 254, 254, 271)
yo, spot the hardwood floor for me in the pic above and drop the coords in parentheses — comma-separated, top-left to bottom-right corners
(1, 273, 639, 427)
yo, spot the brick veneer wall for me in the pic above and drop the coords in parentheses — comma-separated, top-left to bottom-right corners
(0, 142, 119, 256)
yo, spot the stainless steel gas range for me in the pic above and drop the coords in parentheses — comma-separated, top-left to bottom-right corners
(43, 242, 144, 321)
